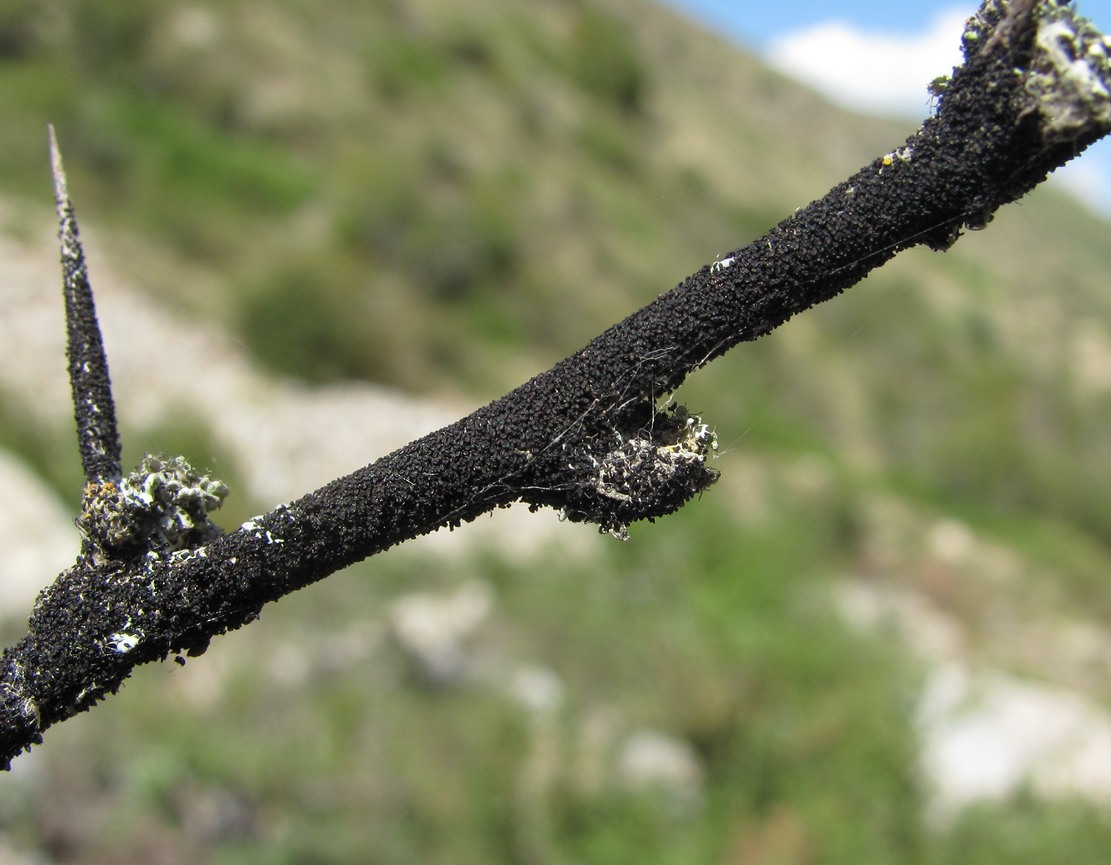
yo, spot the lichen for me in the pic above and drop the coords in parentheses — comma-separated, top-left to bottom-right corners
(77, 454, 228, 559)
(107, 630, 141, 654)
(554, 404, 720, 539)
(1024, 10, 1111, 141)
(961, 1, 1111, 142)
(880, 146, 913, 170)
(239, 515, 287, 545)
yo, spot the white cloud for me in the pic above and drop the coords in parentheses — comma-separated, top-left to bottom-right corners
(766, 9, 968, 116)
(1053, 142, 1111, 216)
(766, 9, 1111, 219)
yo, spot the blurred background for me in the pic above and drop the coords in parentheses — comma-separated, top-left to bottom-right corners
(2, 0, 1111, 862)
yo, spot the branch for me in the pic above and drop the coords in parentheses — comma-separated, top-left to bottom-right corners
(49, 125, 122, 487)
(2, 0, 1109, 768)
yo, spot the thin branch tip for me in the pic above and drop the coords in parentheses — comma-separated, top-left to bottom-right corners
(48, 124, 69, 215)
(50, 127, 124, 487)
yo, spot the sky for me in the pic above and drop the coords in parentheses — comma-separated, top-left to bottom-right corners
(661, 1, 1111, 218)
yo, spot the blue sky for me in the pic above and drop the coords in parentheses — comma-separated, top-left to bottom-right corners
(661, 1, 1111, 217)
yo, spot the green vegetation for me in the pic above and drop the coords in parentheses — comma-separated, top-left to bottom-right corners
(0, 0, 844, 390)
(0, 502, 921, 864)
(4, 0, 1111, 862)
(6, 495, 1111, 863)
(0, 395, 84, 508)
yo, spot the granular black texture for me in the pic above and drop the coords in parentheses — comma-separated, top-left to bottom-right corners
(52, 129, 121, 487)
(2, 0, 1109, 767)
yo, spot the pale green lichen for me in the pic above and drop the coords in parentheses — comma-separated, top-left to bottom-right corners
(958, 1, 1111, 141)
(78, 455, 227, 557)
(928, 74, 951, 97)
(927, 75, 951, 109)
(1024, 10, 1111, 141)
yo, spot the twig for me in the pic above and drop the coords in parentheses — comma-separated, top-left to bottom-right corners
(49, 125, 121, 486)
(0, 0, 1108, 768)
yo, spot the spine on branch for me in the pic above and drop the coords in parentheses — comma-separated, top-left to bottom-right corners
(50, 126, 122, 487)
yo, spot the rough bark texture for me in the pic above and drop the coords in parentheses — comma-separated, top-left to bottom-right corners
(51, 126, 121, 487)
(1, 0, 1109, 768)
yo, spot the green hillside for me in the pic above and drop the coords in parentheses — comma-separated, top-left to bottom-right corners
(3, 0, 1111, 862)
(0, 0, 916, 391)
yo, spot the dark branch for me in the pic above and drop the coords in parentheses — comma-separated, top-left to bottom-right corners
(1, 0, 1108, 768)
(50, 126, 122, 486)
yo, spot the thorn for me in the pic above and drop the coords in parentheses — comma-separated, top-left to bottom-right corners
(49, 126, 122, 485)
(48, 124, 68, 217)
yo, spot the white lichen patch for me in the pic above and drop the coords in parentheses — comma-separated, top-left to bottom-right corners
(594, 420, 716, 502)
(1013, 3, 1111, 142)
(240, 517, 285, 545)
(107, 631, 141, 654)
(1023, 6, 1111, 141)
(78, 454, 228, 556)
(581, 406, 720, 539)
(2, 664, 41, 730)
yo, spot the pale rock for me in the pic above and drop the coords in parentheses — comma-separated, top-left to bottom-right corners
(617, 729, 704, 811)
(918, 662, 1111, 823)
(0, 450, 78, 622)
(387, 580, 493, 686)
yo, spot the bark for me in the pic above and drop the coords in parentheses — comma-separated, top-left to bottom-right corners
(1, 0, 1109, 768)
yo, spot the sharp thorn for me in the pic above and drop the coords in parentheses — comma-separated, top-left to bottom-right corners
(48, 124, 68, 218)
(49, 126, 123, 485)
